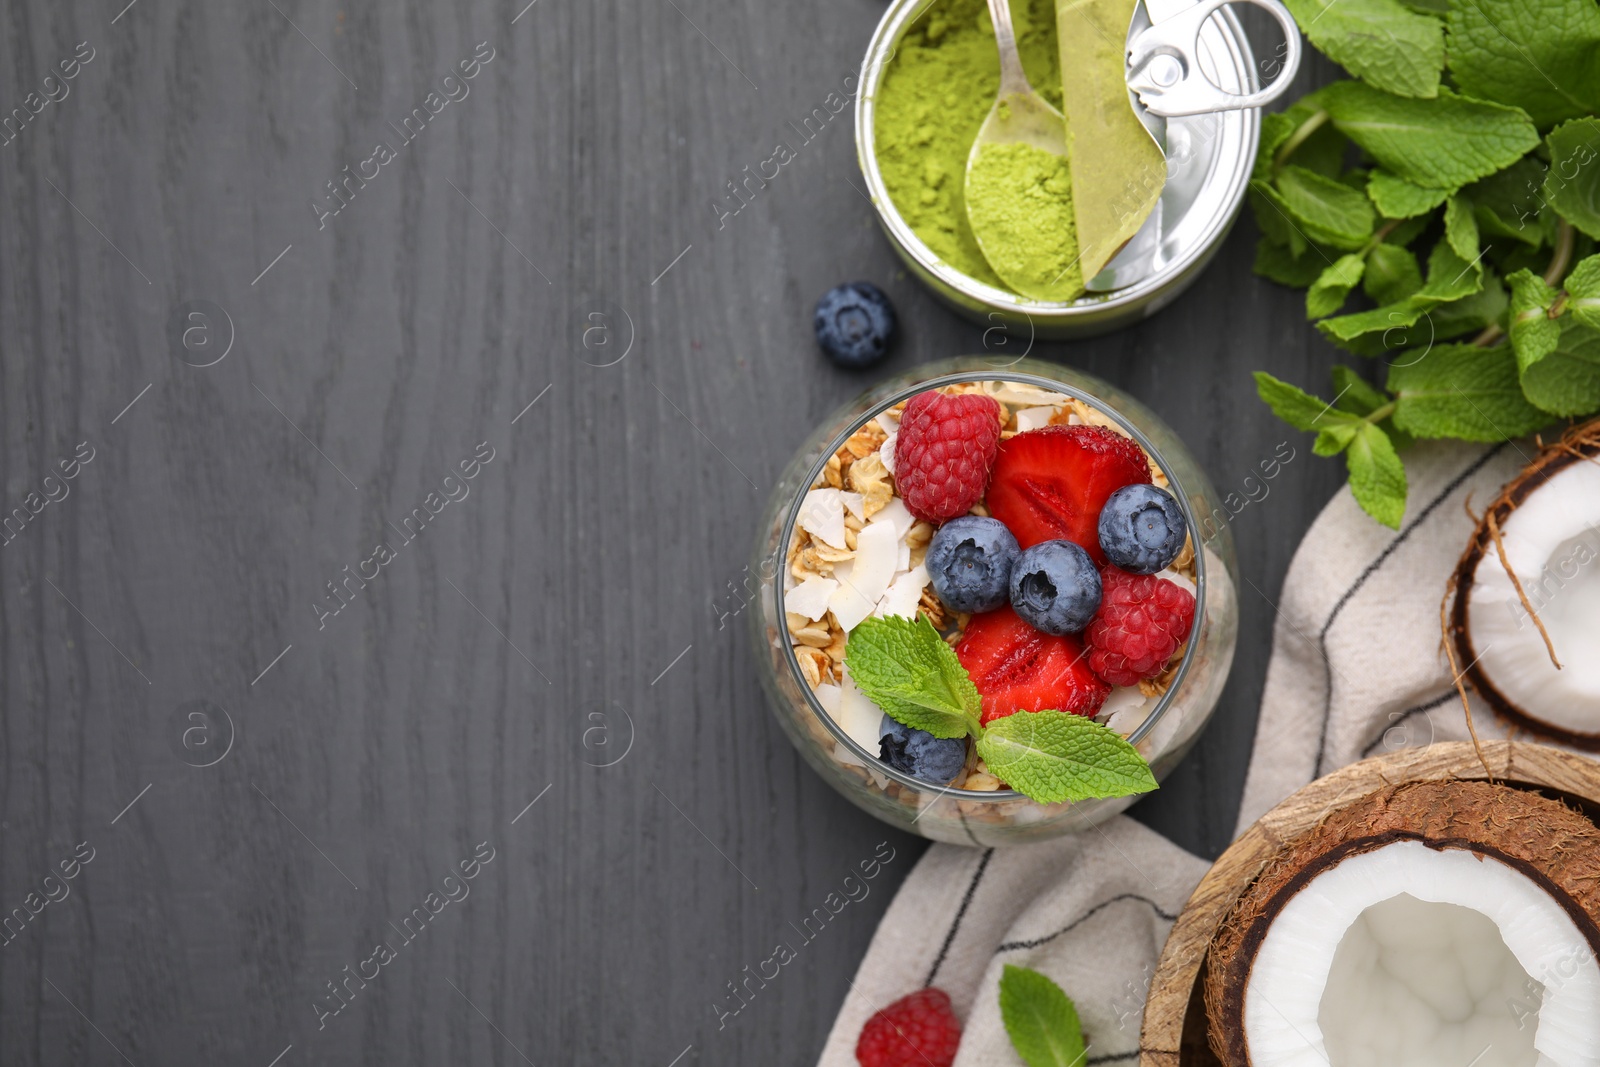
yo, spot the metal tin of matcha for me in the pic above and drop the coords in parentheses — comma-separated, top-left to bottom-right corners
(856, 0, 1286, 338)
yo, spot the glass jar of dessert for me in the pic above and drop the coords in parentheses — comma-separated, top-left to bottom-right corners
(751, 356, 1238, 845)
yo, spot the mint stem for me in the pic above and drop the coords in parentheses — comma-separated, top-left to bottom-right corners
(1472, 218, 1576, 347)
(1364, 400, 1397, 424)
(1361, 219, 1402, 256)
(1544, 219, 1576, 288)
(1272, 109, 1330, 176)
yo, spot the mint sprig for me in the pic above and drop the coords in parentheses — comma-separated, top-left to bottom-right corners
(1245, 0, 1600, 528)
(843, 616, 1158, 804)
(976, 711, 1159, 805)
(845, 614, 982, 739)
(999, 965, 1088, 1067)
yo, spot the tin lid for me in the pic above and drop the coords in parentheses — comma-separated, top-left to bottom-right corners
(1091, 0, 1300, 290)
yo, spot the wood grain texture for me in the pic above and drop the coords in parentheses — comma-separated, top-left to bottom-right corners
(0, 1, 1350, 1063)
(1139, 741, 1600, 1066)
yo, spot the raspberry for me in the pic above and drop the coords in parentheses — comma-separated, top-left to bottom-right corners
(1085, 566, 1196, 687)
(893, 390, 1002, 524)
(855, 988, 962, 1067)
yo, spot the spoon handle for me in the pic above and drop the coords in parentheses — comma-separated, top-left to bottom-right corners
(984, 0, 1034, 99)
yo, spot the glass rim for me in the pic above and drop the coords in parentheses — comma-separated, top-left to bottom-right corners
(774, 366, 1208, 802)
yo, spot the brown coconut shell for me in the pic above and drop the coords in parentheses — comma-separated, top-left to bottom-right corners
(1203, 778, 1600, 1066)
(1447, 420, 1600, 749)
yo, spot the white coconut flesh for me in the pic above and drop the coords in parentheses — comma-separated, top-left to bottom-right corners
(1467, 460, 1600, 733)
(1243, 840, 1600, 1067)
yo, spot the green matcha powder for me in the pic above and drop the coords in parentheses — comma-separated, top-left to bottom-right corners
(872, 0, 1078, 298)
(966, 140, 1082, 300)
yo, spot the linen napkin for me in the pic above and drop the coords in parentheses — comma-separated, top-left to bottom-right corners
(816, 438, 1531, 1066)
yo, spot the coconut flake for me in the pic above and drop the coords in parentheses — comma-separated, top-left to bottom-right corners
(875, 411, 900, 435)
(798, 489, 848, 549)
(786, 575, 838, 622)
(990, 382, 1070, 407)
(834, 670, 886, 752)
(877, 565, 929, 620)
(813, 682, 841, 717)
(869, 496, 916, 540)
(1015, 405, 1060, 432)
(879, 432, 897, 477)
(829, 523, 897, 632)
(1097, 686, 1153, 737)
(840, 490, 867, 522)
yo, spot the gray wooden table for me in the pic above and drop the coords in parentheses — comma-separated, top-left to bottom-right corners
(0, 2, 1347, 1063)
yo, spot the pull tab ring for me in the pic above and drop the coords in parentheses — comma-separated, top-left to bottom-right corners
(1127, 0, 1301, 117)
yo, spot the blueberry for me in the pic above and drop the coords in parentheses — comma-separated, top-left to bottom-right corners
(878, 713, 967, 785)
(926, 517, 1020, 614)
(813, 282, 897, 368)
(1098, 484, 1187, 574)
(1008, 539, 1101, 635)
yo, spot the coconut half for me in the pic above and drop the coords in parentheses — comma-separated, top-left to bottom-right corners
(1205, 780, 1600, 1067)
(1449, 423, 1600, 747)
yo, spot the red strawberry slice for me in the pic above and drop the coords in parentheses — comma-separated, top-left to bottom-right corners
(955, 605, 1110, 724)
(985, 425, 1151, 563)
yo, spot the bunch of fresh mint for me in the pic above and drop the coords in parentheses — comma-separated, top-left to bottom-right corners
(1247, 0, 1600, 526)
(843, 615, 1158, 804)
(999, 965, 1090, 1067)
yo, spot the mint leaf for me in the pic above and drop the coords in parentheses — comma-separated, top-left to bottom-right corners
(1429, 272, 1509, 340)
(975, 712, 1158, 804)
(1545, 119, 1600, 240)
(1314, 421, 1362, 456)
(1332, 365, 1393, 415)
(1346, 422, 1408, 528)
(1254, 372, 1366, 432)
(1255, 238, 1331, 287)
(1258, 94, 1352, 178)
(1277, 166, 1376, 250)
(1280, 0, 1443, 98)
(1308, 253, 1367, 318)
(1278, 104, 1350, 178)
(1318, 300, 1430, 355)
(1518, 321, 1600, 416)
(1507, 267, 1563, 370)
(844, 615, 982, 739)
(1255, 112, 1298, 182)
(1384, 213, 1435, 249)
(1415, 237, 1485, 302)
(1445, 195, 1480, 263)
(1389, 343, 1552, 440)
(999, 966, 1088, 1067)
(1447, 0, 1600, 129)
(1368, 170, 1452, 218)
(1317, 240, 1486, 355)
(1466, 158, 1547, 248)
(1332, 365, 1414, 449)
(1321, 83, 1539, 190)
(1364, 243, 1423, 305)
(1566, 255, 1600, 329)
(1250, 179, 1308, 256)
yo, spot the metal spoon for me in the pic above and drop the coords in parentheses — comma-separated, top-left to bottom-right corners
(962, 0, 1078, 301)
